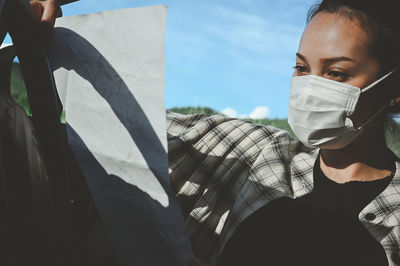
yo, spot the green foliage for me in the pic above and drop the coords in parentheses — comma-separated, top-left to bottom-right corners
(11, 63, 31, 115)
(385, 118, 400, 157)
(11, 62, 66, 121)
(168, 106, 295, 136)
(241, 118, 294, 136)
(169, 106, 219, 116)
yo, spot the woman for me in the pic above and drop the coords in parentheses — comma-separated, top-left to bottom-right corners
(175, 0, 400, 265)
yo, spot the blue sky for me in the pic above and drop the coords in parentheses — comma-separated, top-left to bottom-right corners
(6, 0, 317, 118)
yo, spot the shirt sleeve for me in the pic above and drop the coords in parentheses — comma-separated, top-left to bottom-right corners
(166, 110, 234, 209)
(165, 110, 286, 263)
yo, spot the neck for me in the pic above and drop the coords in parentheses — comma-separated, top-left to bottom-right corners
(319, 126, 396, 183)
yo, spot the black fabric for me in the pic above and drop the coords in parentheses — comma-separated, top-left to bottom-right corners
(0, 46, 53, 265)
(218, 159, 392, 266)
(0, 47, 119, 265)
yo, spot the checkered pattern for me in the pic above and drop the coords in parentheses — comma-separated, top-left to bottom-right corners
(167, 111, 400, 266)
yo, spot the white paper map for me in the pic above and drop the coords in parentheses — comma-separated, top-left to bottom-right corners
(47, 6, 192, 266)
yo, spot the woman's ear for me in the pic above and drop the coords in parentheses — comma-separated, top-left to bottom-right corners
(388, 85, 400, 114)
(392, 96, 400, 105)
(389, 71, 400, 105)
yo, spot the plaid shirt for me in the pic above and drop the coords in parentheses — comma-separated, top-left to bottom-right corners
(166, 111, 400, 266)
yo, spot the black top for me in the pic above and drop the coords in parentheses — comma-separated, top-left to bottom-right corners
(218, 159, 393, 266)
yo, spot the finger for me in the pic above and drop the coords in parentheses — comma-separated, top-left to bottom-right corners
(30, 0, 44, 21)
(40, 0, 59, 29)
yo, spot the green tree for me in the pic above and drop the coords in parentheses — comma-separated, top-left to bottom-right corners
(11, 63, 31, 115)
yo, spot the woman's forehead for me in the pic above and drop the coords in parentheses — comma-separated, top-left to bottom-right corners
(298, 12, 373, 62)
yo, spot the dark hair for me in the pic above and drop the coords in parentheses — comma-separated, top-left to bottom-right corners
(307, 0, 400, 115)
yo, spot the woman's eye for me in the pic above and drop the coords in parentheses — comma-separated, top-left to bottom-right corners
(293, 65, 308, 73)
(327, 70, 348, 81)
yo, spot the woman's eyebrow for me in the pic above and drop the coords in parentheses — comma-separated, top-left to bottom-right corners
(320, 56, 356, 64)
(296, 53, 308, 63)
(296, 52, 356, 64)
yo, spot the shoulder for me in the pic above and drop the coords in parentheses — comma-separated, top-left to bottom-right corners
(166, 111, 293, 146)
(166, 110, 299, 177)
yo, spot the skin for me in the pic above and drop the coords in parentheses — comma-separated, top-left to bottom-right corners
(30, 0, 61, 36)
(294, 12, 400, 183)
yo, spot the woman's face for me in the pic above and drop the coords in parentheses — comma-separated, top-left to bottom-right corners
(293, 11, 389, 128)
(293, 11, 381, 88)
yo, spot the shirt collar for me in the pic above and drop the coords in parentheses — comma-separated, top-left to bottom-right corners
(290, 147, 318, 198)
(359, 160, 400, 226)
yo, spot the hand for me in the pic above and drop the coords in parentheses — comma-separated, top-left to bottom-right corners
(30, 0, 62, 36)
(186, 256, 210, 266)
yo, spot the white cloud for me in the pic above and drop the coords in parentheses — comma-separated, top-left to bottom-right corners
(221, 107, 238, 118)
(221, 106, 270, 119)
(249, 106, 270, 119)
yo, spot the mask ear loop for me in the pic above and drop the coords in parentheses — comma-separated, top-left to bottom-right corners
(353, 70, 398, 130)
(355, 99, 395, 130)
(362, 70, 396, 93)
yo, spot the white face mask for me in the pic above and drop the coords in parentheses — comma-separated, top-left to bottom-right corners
(288, 71, 396, 149)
